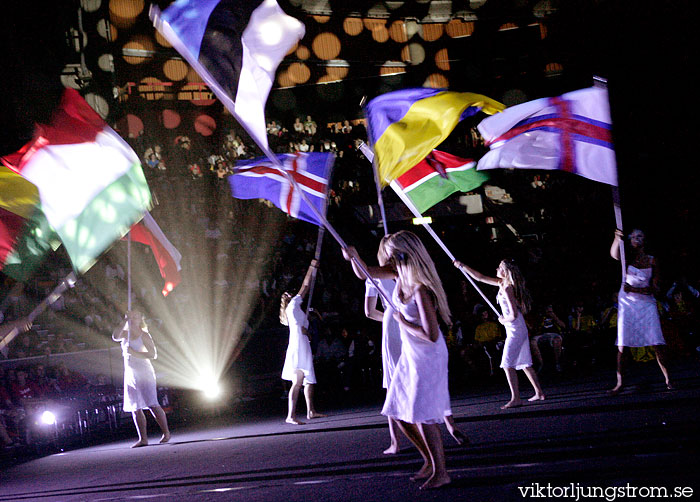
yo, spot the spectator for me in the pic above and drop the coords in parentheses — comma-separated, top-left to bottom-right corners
(303, 115, 317, 136)
(531, 304, 565, 373)
(473, 307, 504, 377)
(567, 301, 597, 368)
(55, 362, 90, 398)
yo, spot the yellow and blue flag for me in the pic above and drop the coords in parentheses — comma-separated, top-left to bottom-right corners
(365, 88, 504, 186)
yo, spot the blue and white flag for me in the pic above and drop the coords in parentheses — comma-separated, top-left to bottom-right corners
(477, 87, 618, 186)
(150, 0, 305, 152)
(229, 153, 334, 226)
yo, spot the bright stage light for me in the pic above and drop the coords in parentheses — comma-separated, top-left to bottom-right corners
(203, 385, 221, 399)
(41, 411, 56, 425)
(197, 374, 221, 400)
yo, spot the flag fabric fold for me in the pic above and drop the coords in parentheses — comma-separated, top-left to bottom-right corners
(150, 0, 305, 152)
(476, 86, 617, 186)
(0, 166, 61, 280)
(229, 152, 334, 226)
(0, 88, 152, 277)
(365, 88, 504, 186)
(128, 213, 182, 297)
(390, 150, 489, 214)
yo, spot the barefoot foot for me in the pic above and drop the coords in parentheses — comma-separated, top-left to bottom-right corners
(285, 417, 305, 425)
(420, 474, 451, 490)
(450, 429, 470, 446)
(159, 432, 171, 444)
(306, 411, 327, 419)
(607, 385, 622, 396)
(528, 394, 545, 402)
(410, 464, 432, 482)
(500, 400, 522, 410)
(383, 444, 399, 455)
(131, 440, 148, 448)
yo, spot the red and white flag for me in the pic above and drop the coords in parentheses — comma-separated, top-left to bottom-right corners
(476, 87, 617, 186)
(129, 212, 182, 296)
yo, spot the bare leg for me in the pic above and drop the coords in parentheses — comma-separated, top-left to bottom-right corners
(131, 409, 148, 447)
(609, 347, 625, 394)
(149, 405, 170, 443)
(304, 383, 326, 419)
(652, 345, 673, 389)
(417, 423, 451, 490)
(529, 338, 543, 371)
(523, 366, 545, 401)
(1, 419, 13, 445)
(443, 414, 469, 446)
(286, 370, 305, 425)
(552, 337, 563, 370)
(501, 367, 522, 409)
(384, 417, 400, 454)
(395, 420, 431, 480)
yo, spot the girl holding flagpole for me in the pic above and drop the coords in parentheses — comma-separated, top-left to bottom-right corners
(343, 231, 451, 489)
(454, 258, 545, 409)
(280, 259, 325, 425)
(609, 229, 672, 393)
(362, 236, 468, 455)
(112, 310, 170, 448)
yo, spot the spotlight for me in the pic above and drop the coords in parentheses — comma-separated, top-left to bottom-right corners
(202, 384, 221, 400)
(197, 374, 221, 400)
(41, 410, 56, 425)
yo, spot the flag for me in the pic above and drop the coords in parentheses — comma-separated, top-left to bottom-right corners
(477, 87, 617, 186)
(365, 88, 504, 186)
(150, 0, 305, 152)
(229, 152, 334, 226)
(129, 213, 182, 297)
(0, 166, 61, 280)
(0, 88, 152, 276)
(390, 150, 489, 214)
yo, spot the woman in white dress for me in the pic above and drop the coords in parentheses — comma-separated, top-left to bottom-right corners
(280, 259, 325, 424)
(363, 236, 468, 455)
(454, 259, 545, 409)
(344, 231, 451, 490)
(111, 310, 170, 448)
(609, 229, 672, 393)
(363, 236, 403, 454)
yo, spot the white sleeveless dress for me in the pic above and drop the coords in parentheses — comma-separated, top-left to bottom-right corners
(382, 286, 450, 424)
(498, 289, 533, 370)
(121, 335, 159, 412)
(281, 295, 317, 384)
(616, 264, 665, 347)
(365, 278, 401, 389)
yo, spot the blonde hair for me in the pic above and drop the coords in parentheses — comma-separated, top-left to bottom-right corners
(128, 310, 148, 332)
(499, 259, 532, 314)
(385, 231, 451, 325)
(279, 292, 293, 326)
(377, 234, 392, 266)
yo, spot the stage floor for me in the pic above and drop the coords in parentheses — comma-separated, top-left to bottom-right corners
(2, 363, 699, 501)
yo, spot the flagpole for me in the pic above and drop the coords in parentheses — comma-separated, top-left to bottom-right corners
(0, 272, 77, 351)
(612, 186, 627, 279)
(306, 191, 331, 316)
(593, 75, 627, 281)
(389, 181, 501, 317)
(305, 226, 325, 317)
(358, 141, 389, 235)
(127, 232, 132, 342)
